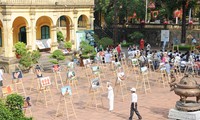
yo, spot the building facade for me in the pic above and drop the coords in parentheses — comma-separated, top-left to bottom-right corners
(0, 0, 94, 58)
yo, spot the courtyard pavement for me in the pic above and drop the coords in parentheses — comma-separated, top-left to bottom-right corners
(2, 49, 199, 120)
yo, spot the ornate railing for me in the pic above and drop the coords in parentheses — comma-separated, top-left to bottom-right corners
(0, 0, 94, 5)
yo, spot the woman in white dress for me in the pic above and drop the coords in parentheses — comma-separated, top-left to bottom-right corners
(107, 82, 114, 112)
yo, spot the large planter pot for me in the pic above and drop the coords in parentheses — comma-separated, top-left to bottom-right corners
(16, 54, 21, 59)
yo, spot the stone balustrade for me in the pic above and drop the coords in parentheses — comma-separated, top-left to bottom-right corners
(0, 0, 94, 5)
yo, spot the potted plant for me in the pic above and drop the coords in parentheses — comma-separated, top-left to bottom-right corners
(14, 42, 27, 59)
(57, 31, 64, 42)
(64, 41, 72, 51)
(19, 50, 41, 72)
(49, 49, 65, 64)
(79, 41, 96, 59)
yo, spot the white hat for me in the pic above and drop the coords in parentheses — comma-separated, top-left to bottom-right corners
(130, 87, 136, 92)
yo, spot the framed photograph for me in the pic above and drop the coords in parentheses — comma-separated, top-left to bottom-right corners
(61, 86, 72, 96)
(12, 71, 23, 79)
(131, 58, 138, 65)
(117, 72, 125, 82)
(91, 66, 100, 74)
(52, 64, 61, 72)
(40, 77, 51, 87)
(141, 66, 148, 73)
(2, 85, 13, 95)
(67, 62, 74, 69)
(35, 65, 42, 78)
(114, 62, 121, 68)
(91, 78, 100, 89)
(67, 71, 76, 80)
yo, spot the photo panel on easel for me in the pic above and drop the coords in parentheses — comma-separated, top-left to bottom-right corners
(131, 58, 139, 66)
(67, 71, 76, 80)
(35, 65, 43, 78)
(114, 62, 121, 69)
(61, 86, 72, 96)
(67, 62, 75, 70)
(39, 77, 51, 87)
(140, 66, 148, 73)
(2, 85, 13, 96)
(91, 66, 100, 74)
(12, 71, 23, 80)
(52, 64, 61, 73)
(91, 78, 100, 89)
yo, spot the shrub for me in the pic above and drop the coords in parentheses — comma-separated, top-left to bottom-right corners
(0, 101, 13, 120)
(64, 41, 72, 49)
(5, 94, 32, 120)
(98, 37, 114, 49)
(80, 41, 96, 55)
(14, 42, 27, 56)
(19, 52, 33, 69)
(57, 31, 64, 42)
(19, 50, 41, 70)
(128, 31, 144, 43)
(31, 50, 41, 64)
(173, 45, 191, 51)
(49, 49, 65, 64)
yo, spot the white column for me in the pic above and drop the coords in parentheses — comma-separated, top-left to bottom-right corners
(73, 11, 78, 50)
(26, 27, 32, 51)
(3, 19, 14, 57)
(30, 15, 36, 50)
(50, 25, 58, 53)
(90, 9, 94, 30)
(70, 24, 75, 49)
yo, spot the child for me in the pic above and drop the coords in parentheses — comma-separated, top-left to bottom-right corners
(107, 82, 114, 112)
(129, 88, 142, 120)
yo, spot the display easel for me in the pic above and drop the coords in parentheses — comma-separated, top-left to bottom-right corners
(12, 71, 26, 96)
(54, 72, 64, 89)
(36, 77, 54, 107)
(114, 70, 128, 101)
(87, 88, 103, 110)
(114, 79, 128, 101)
(2, 85, 14, 98)
(30, 65, 43, 92)
(157, 70, 169, 88)
(66, 76, 79, 98)
(136, 72, 151, 94)
(90, 74, 104, 92)
(29, 78, 40, 92)
(56, 95, 77, 120)
(131, 59, 140, 74)
(23, 97, 32, 117)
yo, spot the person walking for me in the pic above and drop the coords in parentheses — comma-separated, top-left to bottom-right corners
(107, 82, 114, 112)
(129, 88, 142, 120)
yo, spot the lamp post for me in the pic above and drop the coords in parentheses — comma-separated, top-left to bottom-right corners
(181, 0, 187, 43)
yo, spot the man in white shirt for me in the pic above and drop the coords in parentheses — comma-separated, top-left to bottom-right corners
(0, 69, 4, 97)
(129, 88, 142, 120)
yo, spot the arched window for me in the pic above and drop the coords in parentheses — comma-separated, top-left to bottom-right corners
(41, 25, 50, 39)
(0, 28, 2, 47)
(19, 26, 27, 44)
(60, 16, 66, 27)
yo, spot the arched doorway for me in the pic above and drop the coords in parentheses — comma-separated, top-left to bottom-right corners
(19, 26, 27, 44)
(41, 25, 50, 39)
(12, 17, 28, 44)
(56, 15, 72, 41)
(36, 16, 53, 40)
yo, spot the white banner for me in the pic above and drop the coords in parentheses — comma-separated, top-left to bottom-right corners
(161, 30, 170, 42)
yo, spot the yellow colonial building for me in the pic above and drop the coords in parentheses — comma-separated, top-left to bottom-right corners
(0, 0, 94, 58)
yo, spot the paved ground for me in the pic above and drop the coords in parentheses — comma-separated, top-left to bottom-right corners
(2, 51, 199, 120)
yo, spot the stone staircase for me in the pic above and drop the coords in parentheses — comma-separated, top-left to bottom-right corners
(38, 52, 70, 71)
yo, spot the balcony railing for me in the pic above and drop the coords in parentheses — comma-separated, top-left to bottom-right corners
(0, 0, 94, 5)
